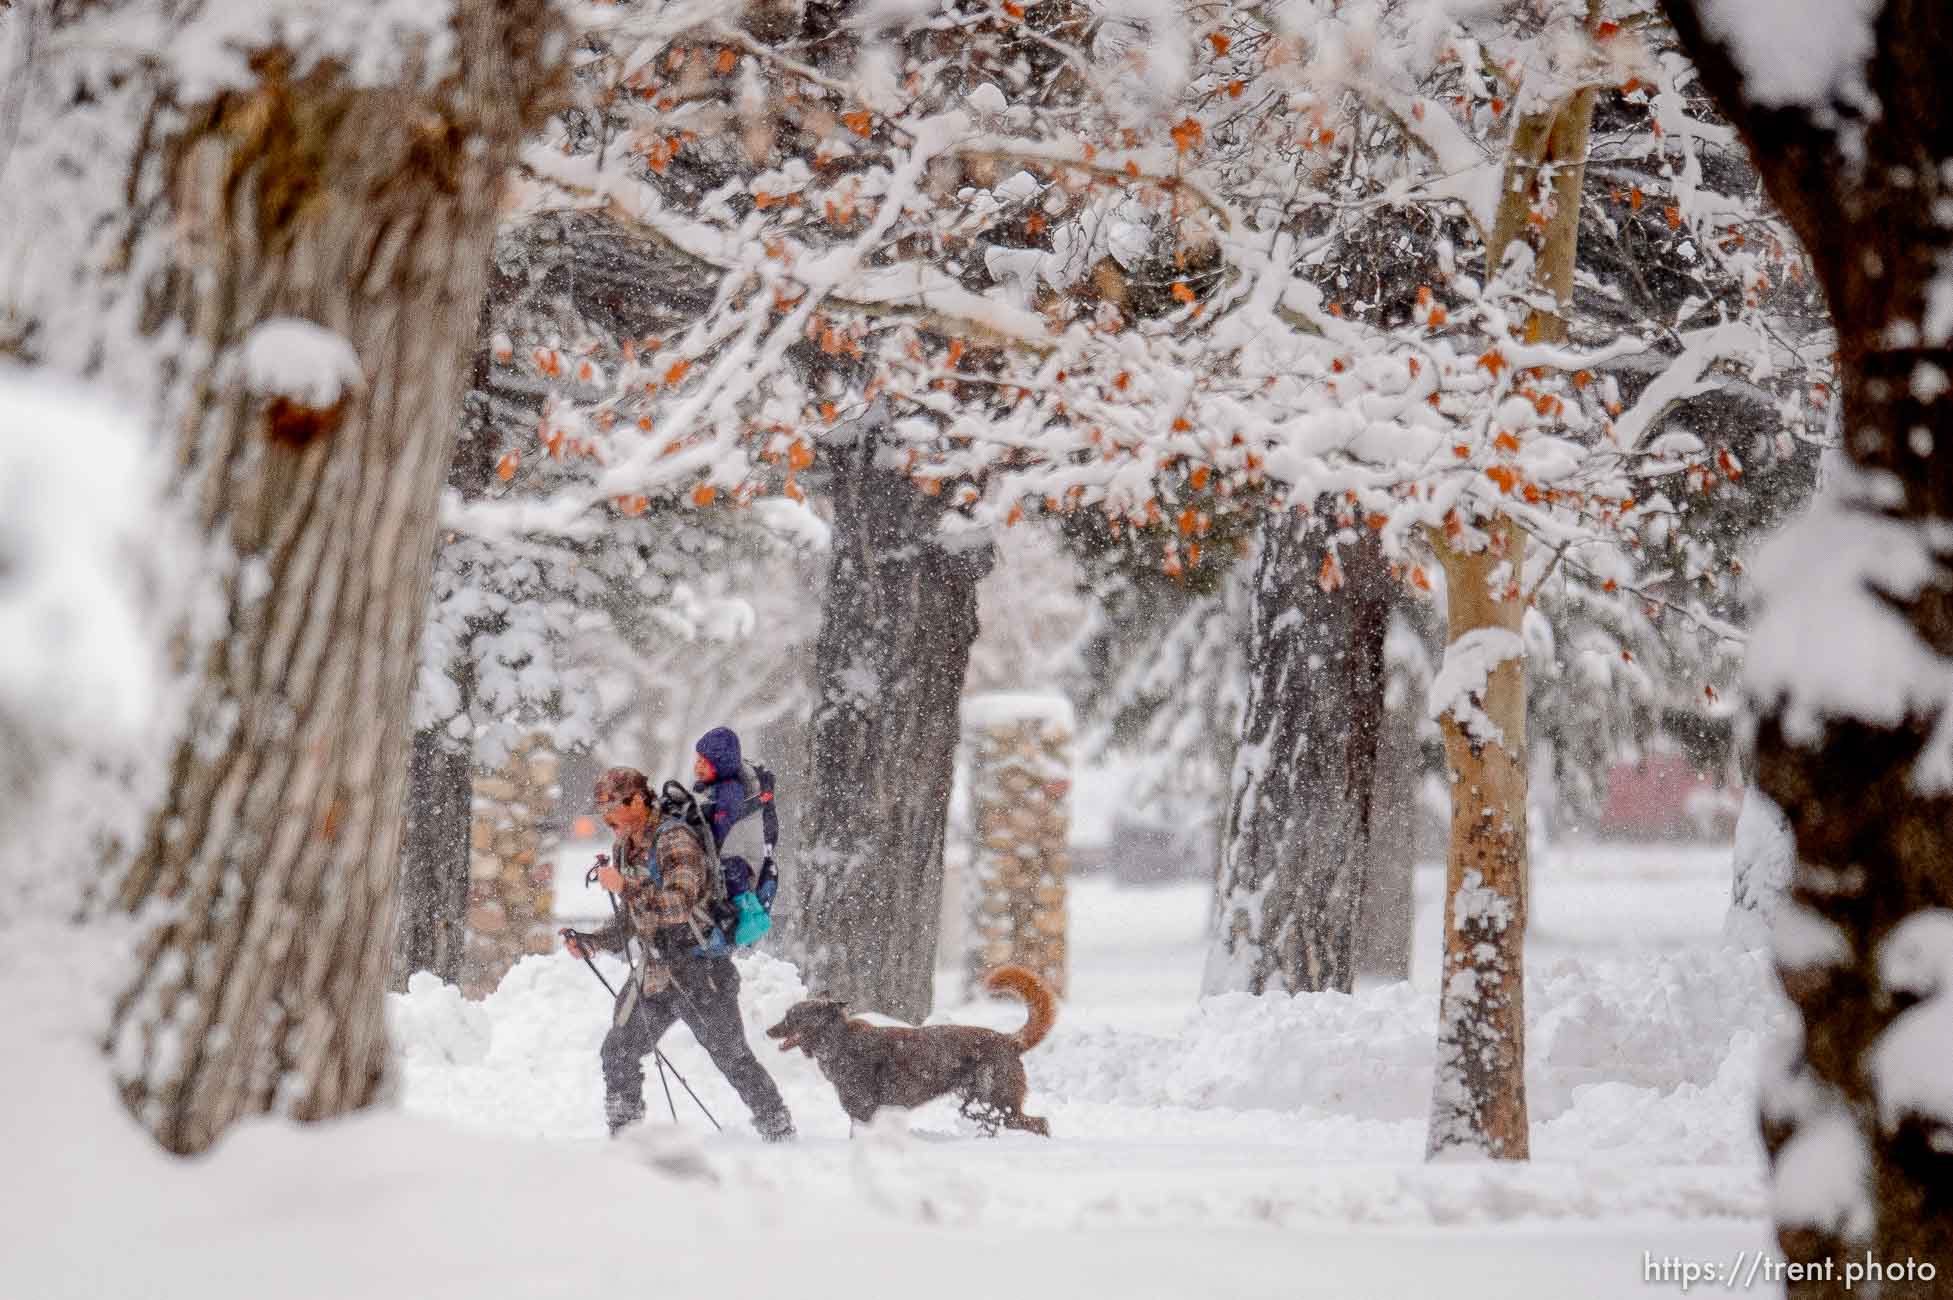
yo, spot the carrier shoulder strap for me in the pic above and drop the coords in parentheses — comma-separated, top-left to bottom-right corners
(752, 763, 779, 857)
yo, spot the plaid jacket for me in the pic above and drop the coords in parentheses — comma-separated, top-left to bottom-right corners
(583, 817, 708, 956)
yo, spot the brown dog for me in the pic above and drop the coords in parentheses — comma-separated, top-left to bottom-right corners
(766, 966, 1056, 1136)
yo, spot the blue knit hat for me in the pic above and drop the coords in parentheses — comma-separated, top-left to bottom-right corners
(695, 726, 743, 777)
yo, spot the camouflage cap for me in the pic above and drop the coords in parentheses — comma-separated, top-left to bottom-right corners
(593, 766, 652, 809)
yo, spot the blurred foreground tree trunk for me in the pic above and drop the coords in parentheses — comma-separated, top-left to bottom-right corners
(780, 420, 990, 1022)
(1206, 507, 1392, 995)
(18, 0, 571, 1155)
(1662, 3, 1953, 1289)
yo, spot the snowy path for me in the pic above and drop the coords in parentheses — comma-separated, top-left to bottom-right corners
(376, 839, 1790, 1298)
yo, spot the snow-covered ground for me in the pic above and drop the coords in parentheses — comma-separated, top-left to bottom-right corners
(377, 837, 1787, 1297)
(5, 837, 1790, 1300)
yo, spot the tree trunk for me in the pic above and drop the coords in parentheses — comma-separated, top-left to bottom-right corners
(98, 2, 563, 1154)
(1355, 698, 1418, 982)
(1426, 520, 1532, 1159)
(393, 291, 500, 992)
(1205, 507, 1392, 996)
(392, 728, 474, 990)
(1424, 27, 1598, 1158)
(779, 424, 991, 1022)
(1660, 4, 1953, 1287)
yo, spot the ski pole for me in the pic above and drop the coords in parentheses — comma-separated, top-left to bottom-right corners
(562, 929, 618, 997)
(651, 1049, 680, 1124)
(650, 1046, 720, 1131)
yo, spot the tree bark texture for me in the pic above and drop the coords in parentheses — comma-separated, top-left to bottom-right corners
(391, 727, 473, 990)
(1660, 3, 1953, 1288)
(1355, 698, 1418, 983)
(1426, 520, 1532, 1160)
(103, 3, 564, 1154)
(779, 427, 991, 1023)
(1423, 35, 1601, 1157)
(1205, 507, 1392, 996)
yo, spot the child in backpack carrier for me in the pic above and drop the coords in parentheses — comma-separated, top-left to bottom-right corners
(692, 726, 778, 946)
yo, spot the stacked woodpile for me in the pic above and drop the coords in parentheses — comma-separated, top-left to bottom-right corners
(462, 737, 560, 996)
(961, 693, 1072, 1000)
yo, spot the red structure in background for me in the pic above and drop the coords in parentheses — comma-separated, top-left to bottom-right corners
(1595, 751, 1740, 840)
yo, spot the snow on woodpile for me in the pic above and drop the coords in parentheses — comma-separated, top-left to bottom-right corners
(961, 690, 1077, 734)
(239, 317, 363, 407)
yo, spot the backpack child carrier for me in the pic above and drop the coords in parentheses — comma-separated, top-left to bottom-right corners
(655, 767, 779, 955)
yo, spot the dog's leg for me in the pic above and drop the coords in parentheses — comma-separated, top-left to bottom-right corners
(994, 1057, 1050, 1137)
(957, 1094, 1005, 1137)
(1002, 1109, 1050, 1137)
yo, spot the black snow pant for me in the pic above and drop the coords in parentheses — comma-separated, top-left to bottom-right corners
(600, 953, 791, 1138)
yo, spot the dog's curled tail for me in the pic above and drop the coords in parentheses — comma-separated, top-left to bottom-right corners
(984, 965, 1057, 1052)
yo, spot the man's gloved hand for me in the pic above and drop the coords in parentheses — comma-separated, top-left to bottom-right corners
(561, 929, 592, 960)
(596, 864, 628, 894)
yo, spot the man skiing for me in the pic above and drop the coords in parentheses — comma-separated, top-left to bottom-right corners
(563, 766, 794, 1141)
